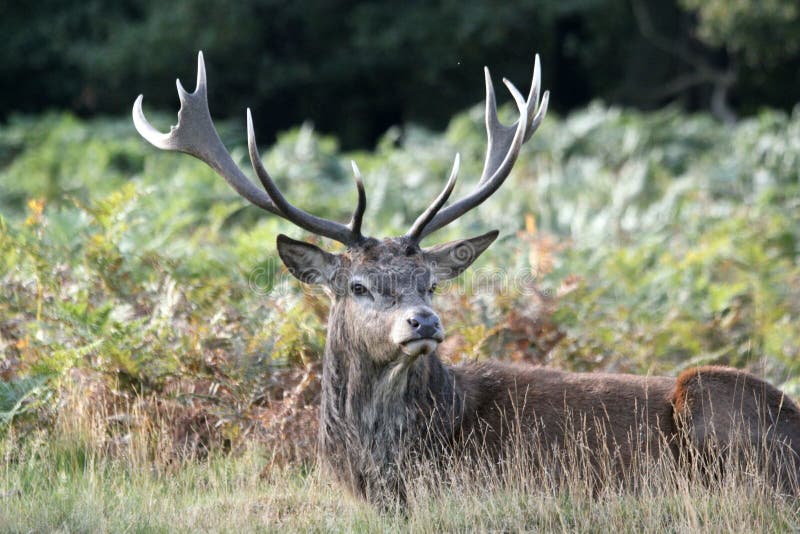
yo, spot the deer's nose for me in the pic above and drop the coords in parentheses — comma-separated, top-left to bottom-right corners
(406, 310, 441, 339)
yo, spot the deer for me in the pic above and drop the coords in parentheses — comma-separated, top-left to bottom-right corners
(133, 52, 800, 507)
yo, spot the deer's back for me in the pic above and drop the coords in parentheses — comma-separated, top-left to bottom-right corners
(452, 361, 678, 463)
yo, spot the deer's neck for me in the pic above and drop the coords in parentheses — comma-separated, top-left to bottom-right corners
(321, 345, 460, 429)
(319, 312, 466, 493)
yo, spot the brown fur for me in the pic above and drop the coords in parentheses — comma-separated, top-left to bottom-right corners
(672, 366, 800, 492)
(454, 362, 677, 461)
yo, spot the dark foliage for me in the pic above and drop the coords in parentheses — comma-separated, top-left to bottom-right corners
(2, 0, 798, 148)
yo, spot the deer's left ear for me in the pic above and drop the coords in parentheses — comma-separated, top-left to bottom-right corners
(423, 230, 499, 280)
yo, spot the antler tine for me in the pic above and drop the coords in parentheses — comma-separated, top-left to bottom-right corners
(413, 57, 549, 240)
(405, 154, 460, 244)
(349, 161, 367, 238)
(523, 54, 545, 144)
(480, 55, 548, 186)
(133, 52, 280, 214)
(246, 110, 362, 245)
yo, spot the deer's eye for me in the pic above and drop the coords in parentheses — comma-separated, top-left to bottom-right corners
(428, 283, 438, 295)
(350, 282, 370, 297)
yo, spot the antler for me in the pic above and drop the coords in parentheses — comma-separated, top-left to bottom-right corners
(405, 154, 460, 239)
(133, 51, 366, 247)
(246, 110, 366, 244)
(406, 55, 549, 243)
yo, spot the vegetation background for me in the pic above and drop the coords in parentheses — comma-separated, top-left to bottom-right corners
(1, 0, 799, 530)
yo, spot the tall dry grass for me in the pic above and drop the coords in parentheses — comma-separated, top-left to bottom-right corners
(2, 379, 799, 532)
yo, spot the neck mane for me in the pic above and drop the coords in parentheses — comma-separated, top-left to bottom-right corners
(318, 305, 466, 501)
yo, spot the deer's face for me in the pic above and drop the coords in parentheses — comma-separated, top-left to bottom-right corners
(276, 231, 497, 361)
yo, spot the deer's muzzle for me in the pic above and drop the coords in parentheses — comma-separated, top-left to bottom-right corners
(392, 308, 444, 357)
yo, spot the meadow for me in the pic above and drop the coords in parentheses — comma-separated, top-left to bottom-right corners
(1, 102, 800, 530)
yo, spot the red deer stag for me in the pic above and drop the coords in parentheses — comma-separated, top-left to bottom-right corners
(134, 52, 800, 507)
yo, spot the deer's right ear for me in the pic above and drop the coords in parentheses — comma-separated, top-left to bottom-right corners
(276, 234, 339, 285)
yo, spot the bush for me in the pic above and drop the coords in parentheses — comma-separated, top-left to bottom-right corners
(1, 103, 799, 449)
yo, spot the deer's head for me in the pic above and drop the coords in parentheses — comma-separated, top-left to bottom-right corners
(276, 232, 498, 360)
(133, 52, 548, 362)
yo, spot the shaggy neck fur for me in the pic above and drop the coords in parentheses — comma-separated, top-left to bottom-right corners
(318, 303, 466, 504)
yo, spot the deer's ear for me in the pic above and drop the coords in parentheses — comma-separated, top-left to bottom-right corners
(424, 230, 499, 280)
(276, 234, 339, 285)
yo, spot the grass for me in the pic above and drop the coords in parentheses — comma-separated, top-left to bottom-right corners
(3, 439, 800, 532)
(3, 389, 800, 533)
